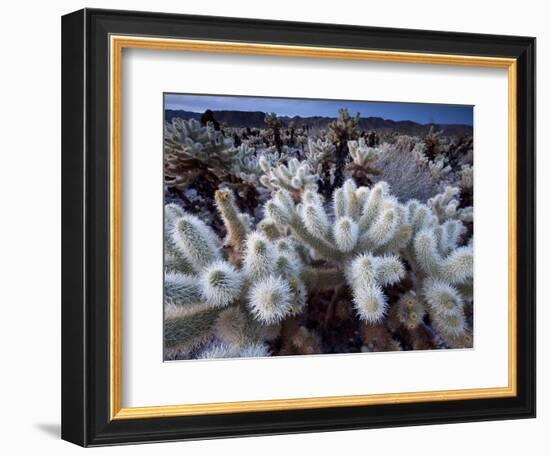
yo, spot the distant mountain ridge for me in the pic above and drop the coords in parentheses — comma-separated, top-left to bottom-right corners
(164, 109, 473, 137)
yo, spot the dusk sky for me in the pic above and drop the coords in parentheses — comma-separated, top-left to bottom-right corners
(164, 93, 473, 126)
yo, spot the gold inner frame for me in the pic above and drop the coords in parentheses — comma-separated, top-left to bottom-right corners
(109, 35, 518, 420)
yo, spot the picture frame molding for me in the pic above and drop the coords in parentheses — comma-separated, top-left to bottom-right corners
(62, 8, 536, 447)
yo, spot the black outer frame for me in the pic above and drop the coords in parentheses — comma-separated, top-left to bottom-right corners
(61, 8, 536, 447)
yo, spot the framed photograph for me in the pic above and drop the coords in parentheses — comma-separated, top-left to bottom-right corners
(61, 8, 536, 447)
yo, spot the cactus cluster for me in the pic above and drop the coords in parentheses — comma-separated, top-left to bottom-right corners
(164, 104, 474, 360)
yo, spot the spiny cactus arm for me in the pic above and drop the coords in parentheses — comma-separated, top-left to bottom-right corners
(407, 201, 437, 236)
(428, 156, 452, 180)
(342, 179, 361, 220)
(300, 197, 331, 241)
(237, 343, 272, 358)
(216, 303, 282, 348)
(456, 277, 473, 301)
(373, 254, 406, 286)
(197, 341, 271, 359)
(242, 232, 276, 280)
(291, 161, 318, 191)
(428, 186, 473, 223)
(258, 218, 282, 240)
(355, 187, 370, 208)
(165, 204, 205, 274)
(214, 189, 249, 252)
(460, 164, 474, 189)
(413, 228, 445, 278)
(273, 251, 302, 279)
(199, 260, 244, 308)
(413, 223, 473, 285)
(306, 138, 336, 172)
(346, 254, 390, 323)
(165, 202, 185, 225)
(257, 145, 288, 167)
(423, 279, 464, 316)
(259, 157, 318, 197)
(377, 222, 412, 255)
(439, 220, 465, 255)
(360, 207, 399, 251)
(164, 303, 221, 352)
(429, 305, 466, 339)
(247, 275, 293, 325)
(457, 206, 474, 223)
(332, 188, 346, 219)
(438, 245, 473, 284)
(432, 225, 446, 256)
(352, 283, 388, 323)
(265, 197, 344, 261)
(164, 251, 195, 275)
(164, 271, 202, 307)
(288, 215, 345, 261)
(172, 213, 222, 270)
(347, 138, 381, 173)
(357, 182, 388, 232)
(230, 144, 262, 180)
(214, 306, 253, 347)
(259, 170, 296, 195)
(423, 279, 469, 343)
(334, 216, 359, 252)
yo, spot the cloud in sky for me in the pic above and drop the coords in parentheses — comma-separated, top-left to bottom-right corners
(164, 93, 473, 126)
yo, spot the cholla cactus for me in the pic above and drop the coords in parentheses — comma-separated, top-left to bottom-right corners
(413, 225, 473, 286)
(199, 260, 243, 307)
(164, 303, 221, 355)
(328, 108, 359, 145)
(165, 118, 234, 165)
(164, 118, 266, 190)
(428, 156, 452, 180)
(388, 291, 425, 332)
(164, 111, 475, 358)
(428, 186, 473, 223)
(346, 253, 404, 322)
(402, 202, 473, 347)
(423, 279, 468, 344)
(458, 164, 474, 208)
(460, 164, 473, 189)
(259, 157, 318, 198)
(257, 145, 288, 167)
(264, 180, 407, 323)
(264, 112, 283, 152)
(196, 341, 271, 359)
(346, 138, 381, 186)
(305, 138, 339, 197)
(307, 139, 336, 173)
(348, 138, 380, 169)
(328, 108, 360, 187)
(230, 144, 263, 183)
(164, 188, 308, 358)
(423, 126, 444, 160)
(248, 275, 293, 324)
(214, 188, 250, 253)
(164, 118, 234, 188)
